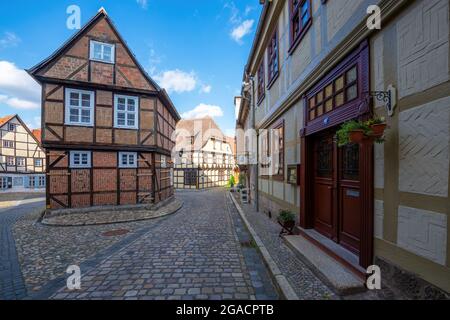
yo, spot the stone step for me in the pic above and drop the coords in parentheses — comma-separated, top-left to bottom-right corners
(284, 234, 366, 296)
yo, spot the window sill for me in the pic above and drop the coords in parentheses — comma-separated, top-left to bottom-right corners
(288, 19, 312, 55)
(89, 58, 115, 65)
(114, 126, 139, 130)
(267, 72, 279, 90)
(65, 122, 94, 127)
(257, 94, 265, 107)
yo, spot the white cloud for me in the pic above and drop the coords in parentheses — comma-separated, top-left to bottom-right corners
(0, 61, 41, 110)
(231, 20, 254, 44)
(25, 116, 42, 130)
(181, 104, 224, 119)
(154, 69, 197, 93)
(200, 85, 212, 94)
(136, 0, 148, 9)
(0, 32, 21, 49)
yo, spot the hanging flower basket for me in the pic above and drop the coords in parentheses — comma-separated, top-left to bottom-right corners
(349, 129, 366, 144)
(337, 117, 387, 147)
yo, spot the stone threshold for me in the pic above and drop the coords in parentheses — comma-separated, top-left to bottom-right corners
(41, 197, 183, 226)
(283, 233, 366, 296)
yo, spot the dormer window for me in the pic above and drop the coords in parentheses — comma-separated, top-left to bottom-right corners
(90, 40, 115, 64)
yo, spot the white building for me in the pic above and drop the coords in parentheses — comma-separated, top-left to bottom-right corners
(0, 115, 46, 193)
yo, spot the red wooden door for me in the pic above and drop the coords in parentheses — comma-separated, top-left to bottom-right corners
(312, 133, 361, 254)
(338, 143, 361, 254)
(312, 132, 336, 239)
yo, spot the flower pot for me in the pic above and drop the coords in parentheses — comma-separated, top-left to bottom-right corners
(370, 123, 387, 137)
(349, 130, 365, 144)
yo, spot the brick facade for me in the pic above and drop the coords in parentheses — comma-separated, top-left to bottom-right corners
(29, 9, 180, 211)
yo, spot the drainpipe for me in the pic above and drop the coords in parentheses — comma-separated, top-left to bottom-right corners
(250, 75, 259, 213)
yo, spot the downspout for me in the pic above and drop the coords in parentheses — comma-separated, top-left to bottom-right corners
(250, 76, 259, 213)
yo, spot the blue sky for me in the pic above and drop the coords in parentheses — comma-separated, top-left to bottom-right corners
(0, 0, 261, 135)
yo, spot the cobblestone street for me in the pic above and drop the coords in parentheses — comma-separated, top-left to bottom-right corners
(1, 189, 281, 300)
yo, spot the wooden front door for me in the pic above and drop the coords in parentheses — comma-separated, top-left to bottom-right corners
(312, 131, 361, 255)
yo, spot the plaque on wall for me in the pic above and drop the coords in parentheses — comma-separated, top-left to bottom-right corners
(287, 165, 299, 185)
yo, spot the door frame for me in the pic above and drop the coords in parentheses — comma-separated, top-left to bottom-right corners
(299, 41, 374, 269)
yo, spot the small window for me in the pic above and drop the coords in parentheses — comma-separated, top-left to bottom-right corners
(119, 152, 138, 168)
(34, 159, 43, 167)
(17, 157, 26, 167)
(6, 156, 15, 166)
(290, 0, 311, 48)
(90, 40, 115, 64)
(267, 30, 279, 85)
(3, 140, 14, 148)
(38, 176, 46, 188)
(28, 176, 36, 188)
(257, 62, 265, 104)
(70, 151, 92, 168)
(65, 89, 94, 126)
(8, 123, 15, 132)
(114, 95, 139, 129)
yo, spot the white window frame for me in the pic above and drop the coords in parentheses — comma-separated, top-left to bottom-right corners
(70, 151, 92, 168)
(8, 123, 15, 132)
(38, 176, 46, 188)
(65, 88, 95, 126)
(3, 140, 15, 148)
(119, 152, 138, 168)
(34, 159, 43, 167)
(29, 176, 36, 188)
(17, 157, 26, 167)
(6, 156, 15, 166)
(114, 95, 139, 129)
(89, 40, 115, 64)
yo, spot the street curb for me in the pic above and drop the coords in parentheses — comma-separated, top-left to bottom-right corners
(228, 192, 299, 300)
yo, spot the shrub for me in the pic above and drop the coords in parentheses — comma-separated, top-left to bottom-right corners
(279, 210, 295, 223)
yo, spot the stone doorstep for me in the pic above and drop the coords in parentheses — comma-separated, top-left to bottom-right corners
(283, 235, 366, 296)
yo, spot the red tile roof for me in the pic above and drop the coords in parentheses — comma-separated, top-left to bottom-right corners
(0, 115, 15, 127)
(32, 129, 42, 142)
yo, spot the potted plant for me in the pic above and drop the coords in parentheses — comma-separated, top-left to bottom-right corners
(336, 120, 370, 146)
(278, 210, 296, 236)
(365, 116, 387, 138)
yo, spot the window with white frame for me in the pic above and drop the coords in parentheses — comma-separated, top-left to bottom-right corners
(3, 140, 14, 148)
(17, 157, 25, 167)
(119, 152, 137, 168)
(115, 95, 139, 129)
(65, 89, 94, 126)
(8, 123, 16, 132)
(6, 156, 14, 166)
(29, 176, 36, 188)
(34, 159, 43, 167)
(0, 177, 8, 189)
(70, 151, 92, 168)
(90, 40, 115, 64)
(38, 176, 45, 188)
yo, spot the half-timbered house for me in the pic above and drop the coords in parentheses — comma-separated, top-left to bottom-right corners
(236, 0, 450, 296)
(174, 117, 235, 189)
(28, 8, 180, 211)
(0, 115, 46, 192)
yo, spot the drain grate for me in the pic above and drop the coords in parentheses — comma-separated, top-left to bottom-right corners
(102, 229, 130, 237)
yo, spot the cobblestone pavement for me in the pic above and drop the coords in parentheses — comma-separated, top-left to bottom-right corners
(50, 189, 278, 300)
(0, 198, 45, 300)
(13, 208, 166, 296)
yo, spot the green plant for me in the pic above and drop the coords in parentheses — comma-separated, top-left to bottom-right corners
(364, 116, 386, 127)
(336, 120, 370, 147)
(229, 175, 236, 188)
(278, 210, 295, 223)
(238, 173, 246, 186)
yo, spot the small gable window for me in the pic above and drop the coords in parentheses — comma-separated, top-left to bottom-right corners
(8, 123, 16, 132)
(90, 40, 115, 64)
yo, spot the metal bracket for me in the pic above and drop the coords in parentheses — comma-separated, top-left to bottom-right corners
(366, 85, 397, 117)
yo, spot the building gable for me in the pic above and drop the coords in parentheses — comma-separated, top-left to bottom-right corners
(29, 10, 158, 92)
